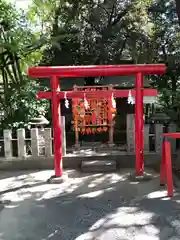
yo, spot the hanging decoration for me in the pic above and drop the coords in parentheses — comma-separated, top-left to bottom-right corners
(111, 93, 116, 109)
(64, 92, 69, 108)
(127, 90, 157, 105)
(111, 93, 116, 119)
(128, 90, 135, 105)
(84, 93, 89, 110)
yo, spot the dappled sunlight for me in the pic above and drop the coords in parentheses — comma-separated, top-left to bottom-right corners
(78, 187, 114, 199)
(87, 172, 128, 189)
(88, 175, 109, 188)
(4, 204, 19, 209)
(0, 170, 93, 202)
(114, 206, 139, 214)
(76, 206, 159, 240)
(104, 209, 155, 227)
(78, 190, 104, 198)
(146, 190, 168, 199)
(0, 177, 26, 192)
(0, 170, 54, 194)
(0, 169, 162, 204)
(0, 191, 32, 202)
(134, 234, 159, 240)
(161, 197, 172, 201)
(36, 187, 70, 201)
(0, 169, 180, 239)
(129, 181, 139, 184)
(23, 170, 54, 181)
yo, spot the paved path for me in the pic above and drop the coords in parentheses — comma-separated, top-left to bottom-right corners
(0, 169, 179, 240)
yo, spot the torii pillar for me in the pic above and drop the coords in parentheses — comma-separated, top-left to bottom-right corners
(51, 76, 62, 177)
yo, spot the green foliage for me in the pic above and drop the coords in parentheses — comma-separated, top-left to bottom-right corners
(0, 0, 51, 129)
(147, 0, 180, 126)
(0, 80, 49, 129)
(1, 0, 180, 128)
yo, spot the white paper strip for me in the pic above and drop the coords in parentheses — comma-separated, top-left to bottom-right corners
(127, 91, 157, 105)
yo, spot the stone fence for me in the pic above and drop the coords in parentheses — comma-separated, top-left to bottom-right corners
(0, 117, 66, 161)
(0, 115, 177, 161)
(126, 114, 177, 153)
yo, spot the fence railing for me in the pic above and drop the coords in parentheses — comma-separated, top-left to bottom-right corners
(0, 114, 177, 161)
(126, 114, 177, 153)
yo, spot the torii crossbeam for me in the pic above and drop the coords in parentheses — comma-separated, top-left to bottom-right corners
(28, 64, 166, 178)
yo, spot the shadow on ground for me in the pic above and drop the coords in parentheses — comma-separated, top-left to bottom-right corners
(0, 169, 179, 240)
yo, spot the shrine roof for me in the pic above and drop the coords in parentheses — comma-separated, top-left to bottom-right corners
(59, 75, 151, 90)
(100, 75, 151, 88)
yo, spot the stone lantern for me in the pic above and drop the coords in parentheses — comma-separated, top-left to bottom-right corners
(149, 110, 170, 124)
(28, 116, 50, 155)
(28, 115, 49, 129)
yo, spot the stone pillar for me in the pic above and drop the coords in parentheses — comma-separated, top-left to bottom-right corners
(61, 116, 66, 156)
(31, 128, 39, 157)
(38, 128, 45, 155)
(144, 124, 150, 152)
(127, 114, 135, 152)
(155, 124, 163, 153)
(44, 128, 52, 157)
(17, 128, 26, 158)
(168, 123, 176, 153)
(3, 129, 12, 159)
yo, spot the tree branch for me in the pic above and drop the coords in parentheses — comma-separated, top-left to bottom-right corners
(175, 0, 180, 26)
(111, 4, 132, 26)
(108, 3, 115, 25)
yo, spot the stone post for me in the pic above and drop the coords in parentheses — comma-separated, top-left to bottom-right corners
(61, 116, 66, 156)
(155, 124, 163, 153)
(144, 124, 150, 152)
(31, 128, 39, 157)
(17, 128, 26, 158)
(3, 129, 12, 159)
(127, 114, 135, 152)
(44, 128, 52, 157)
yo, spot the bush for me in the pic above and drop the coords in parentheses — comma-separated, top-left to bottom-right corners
(0, 79, 49, 130)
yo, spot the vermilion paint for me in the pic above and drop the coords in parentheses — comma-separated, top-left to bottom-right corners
(36, 89, 158, 100)
(28, 64, 166, 178)
(28, 64, 166, 78)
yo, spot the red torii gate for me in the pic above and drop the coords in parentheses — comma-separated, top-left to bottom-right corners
(28, 64, 166, 179)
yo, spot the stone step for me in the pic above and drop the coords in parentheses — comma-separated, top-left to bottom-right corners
(81, 160, 117, 173)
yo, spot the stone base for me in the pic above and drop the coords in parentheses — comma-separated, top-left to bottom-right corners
(47, 174, 68, 184)
(74, 143, 80, 150)
(108, 143, 115, 148)
(129, 172, 154, 182)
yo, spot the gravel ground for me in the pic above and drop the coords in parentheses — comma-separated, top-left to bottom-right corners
(0, 169, 179, 240)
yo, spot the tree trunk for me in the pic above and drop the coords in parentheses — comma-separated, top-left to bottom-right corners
(175, 0, 180, 26)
